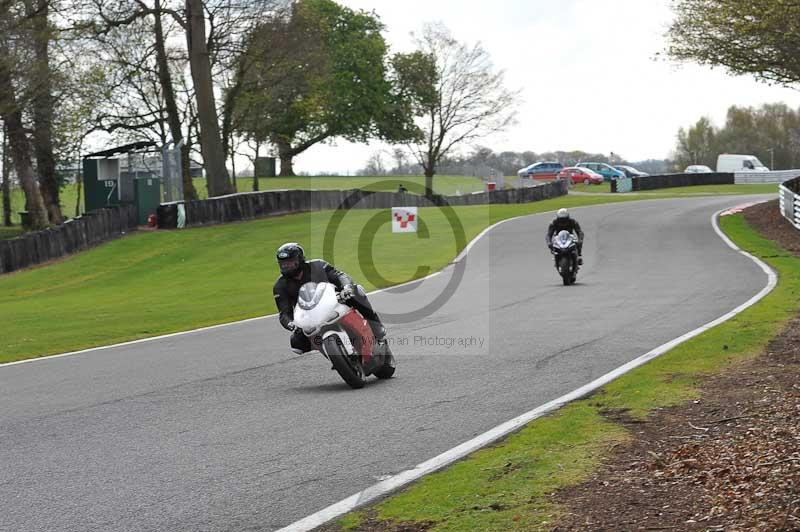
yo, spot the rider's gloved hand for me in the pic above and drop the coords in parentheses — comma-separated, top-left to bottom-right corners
(340, 284, 356, 301)
(286, 321, 297, 331)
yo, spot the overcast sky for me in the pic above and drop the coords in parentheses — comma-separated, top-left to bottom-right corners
(290, 0, 800, 174)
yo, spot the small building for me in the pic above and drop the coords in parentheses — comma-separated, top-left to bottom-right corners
(83, 142, 162, 225)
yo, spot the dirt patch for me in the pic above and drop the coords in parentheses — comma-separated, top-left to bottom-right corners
(551, 319, 800, 531)
(743, 199, 800, 255)
(551, 202, 800, 531)
(318, 510, 433, 532)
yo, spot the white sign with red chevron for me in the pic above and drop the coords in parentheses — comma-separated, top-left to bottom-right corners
(391, 207, 418, 233)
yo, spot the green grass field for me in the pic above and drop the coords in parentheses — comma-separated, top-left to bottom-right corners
(335, 213, 800, 531)
(0, 194, 661, 363)
(222, 175, 490, 197)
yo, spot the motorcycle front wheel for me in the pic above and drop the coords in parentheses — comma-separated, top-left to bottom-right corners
(558, 256, 572, 286)
(323, 335, 366, 389)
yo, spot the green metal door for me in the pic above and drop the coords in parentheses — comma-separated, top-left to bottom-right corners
(134, 177, 162, 225)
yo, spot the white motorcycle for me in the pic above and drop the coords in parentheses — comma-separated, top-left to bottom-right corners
(293, 282, 396, 389)
(551, 230, 580, 285)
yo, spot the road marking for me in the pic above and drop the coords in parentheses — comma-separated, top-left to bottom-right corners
(719, 202, 760, 216)
(276, 205, 778, 532)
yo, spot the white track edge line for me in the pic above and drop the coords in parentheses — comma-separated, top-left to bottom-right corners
(276, 205, 778, 532)
(0, 211, 536, 368)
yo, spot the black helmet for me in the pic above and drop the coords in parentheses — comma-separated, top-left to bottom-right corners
(276, 242, 305, 276)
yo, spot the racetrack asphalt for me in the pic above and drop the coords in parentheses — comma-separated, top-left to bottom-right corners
(0, 196, 770, 531)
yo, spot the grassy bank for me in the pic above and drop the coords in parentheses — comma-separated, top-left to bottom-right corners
(0, 194, 662, 364)
(332, 213, 800, 531)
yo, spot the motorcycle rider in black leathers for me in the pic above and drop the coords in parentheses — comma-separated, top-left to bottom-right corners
(546, 208, 584, 264)
(272, 242, 386, 354)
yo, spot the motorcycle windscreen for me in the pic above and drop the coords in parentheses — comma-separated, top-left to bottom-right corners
(553, 230, 574, 249)
(297, 282, 326, 310)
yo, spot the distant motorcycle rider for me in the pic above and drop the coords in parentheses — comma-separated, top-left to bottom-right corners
(272, 242, 386, 354)
(546, 208, 584, 264)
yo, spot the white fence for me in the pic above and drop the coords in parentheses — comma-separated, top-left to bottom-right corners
(736, 170, 800, 184)
(779, 177, 800, 230)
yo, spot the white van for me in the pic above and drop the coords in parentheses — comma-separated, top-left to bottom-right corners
(716, 154, 770, 172)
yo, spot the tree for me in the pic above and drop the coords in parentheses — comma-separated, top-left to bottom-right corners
(403, 23, 519, 194)
(82, 1, 198, 198)
(673, 103, 800, 171)
(23, 0, 63, 224)
(0, 50, 48, 229)
(86, 0, 271, 198)
(667, 0, 800, 87)
(1, 123, 10, 226)
(152, 0, 198, 200)
(391, 147, 407, 173)
(185, 0, 232, 195)
(675, 116, 717, 169)
(0, 3, 48, 230)
(233, 0, 415, 176)
(361, 150, 387, 176)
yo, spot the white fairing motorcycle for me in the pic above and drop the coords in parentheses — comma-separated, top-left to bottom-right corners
(551, 230, 580, 285)
(293, 282, 396, 389)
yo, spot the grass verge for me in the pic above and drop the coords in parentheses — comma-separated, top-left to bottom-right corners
(635, 183, 778, 196)
(331, 213, 800, 531)
(1, 193, 665, 364)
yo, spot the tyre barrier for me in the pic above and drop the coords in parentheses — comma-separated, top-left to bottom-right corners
(611, 172, 734, 192)
(0, 205, 138, 274)
(156, 181, 569, 229)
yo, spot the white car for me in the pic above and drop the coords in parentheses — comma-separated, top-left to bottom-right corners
(684, 165, 713, 173)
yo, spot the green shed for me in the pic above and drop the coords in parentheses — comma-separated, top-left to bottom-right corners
(83, 141, 160, 224)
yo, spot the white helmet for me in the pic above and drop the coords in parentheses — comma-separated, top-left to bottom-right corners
(557, 208, 569, 219)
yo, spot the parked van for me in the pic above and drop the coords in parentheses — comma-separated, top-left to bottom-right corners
(716, 154, 769, 172)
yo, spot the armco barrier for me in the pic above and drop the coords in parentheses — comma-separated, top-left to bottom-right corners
(735, 170, 800, 184)
(779, 176, 800, 230)
(0, 205, 137, 274)
(156, 181, 569, 229)
(611, 172, 734, 192)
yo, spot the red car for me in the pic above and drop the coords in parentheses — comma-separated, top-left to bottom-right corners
(557, 166, 605, 185)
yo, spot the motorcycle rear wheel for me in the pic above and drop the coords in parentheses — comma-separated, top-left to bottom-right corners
(323, 336, 365, 389)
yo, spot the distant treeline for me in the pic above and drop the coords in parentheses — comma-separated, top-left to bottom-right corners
(675, 102, 800, 171)
(357, 146, 670, 177)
